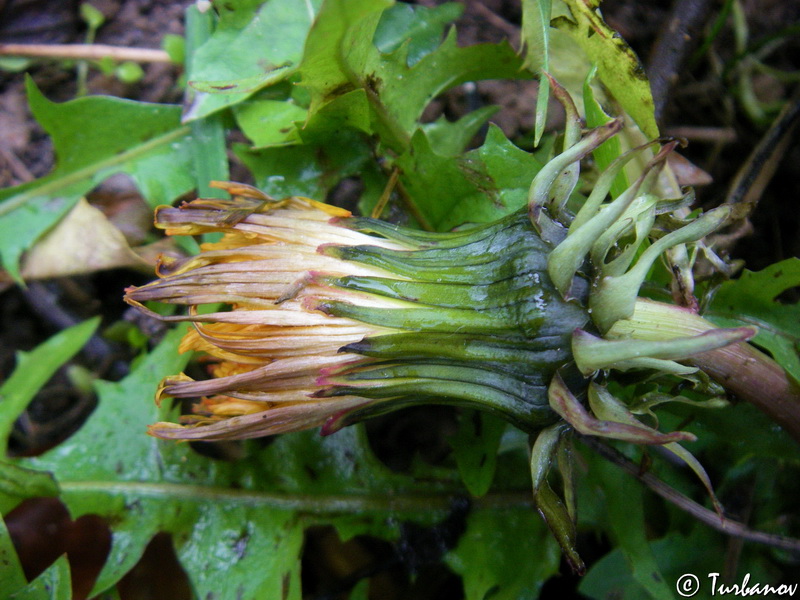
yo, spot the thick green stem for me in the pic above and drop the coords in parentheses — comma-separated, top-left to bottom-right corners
(608, 298, 800, 444)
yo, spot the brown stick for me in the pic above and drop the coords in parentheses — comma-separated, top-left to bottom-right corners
(0, 43, 172, 64)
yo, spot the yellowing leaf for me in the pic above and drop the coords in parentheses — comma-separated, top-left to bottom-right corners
(0, 78, 194, 282)
(554, 0, 659, 139)
(19, 199, 146, 280)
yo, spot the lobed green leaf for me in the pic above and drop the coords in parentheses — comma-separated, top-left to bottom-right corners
(706, 258, 800, 383)
(446, 508, 560, 600)
(16, 327, 463, 598)
(185, 0, 322, 120)
(0, 80, 194, 281)
(396, 125, 545, 231)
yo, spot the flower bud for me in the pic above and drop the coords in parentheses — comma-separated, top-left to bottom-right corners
(125, 189, 590, 440)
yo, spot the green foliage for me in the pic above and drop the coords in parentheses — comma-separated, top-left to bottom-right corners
(0, 318, 99, 451)
(395, 125, 546, 230)
(1, 326, 547, 598)
(0, 321, 98, 595)
(0, 80, 194, 281)
(451, 411, 506, 497)
(228, 0, 538, 228)
(373, 2, 464, 66)
(2, 0, 799, 598)
(1, 511, 29, 593)
(3, 509, 73, 599)
(583, 66, 630, 198)
(161, 34, 186, 64)
(447, 508, 560, 599)
(584, 459, 674, 600)
(706, 258, 800, 382)
(9, 556, 73, 600)
(520, 0, 551, 145)
(79, 3, 105, 31)
(185, 0, 320, 119)
(554, 0, 659, 139)
(185, 5, 230, 200)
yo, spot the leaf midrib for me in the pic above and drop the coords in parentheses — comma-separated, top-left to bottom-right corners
(61, 480, 532, 513)
(0, 125, 191, 218)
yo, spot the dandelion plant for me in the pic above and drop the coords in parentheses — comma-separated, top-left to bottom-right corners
(2, 0, 799, 598)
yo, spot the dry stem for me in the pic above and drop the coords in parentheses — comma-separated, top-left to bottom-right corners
(0, 43, 172, 64)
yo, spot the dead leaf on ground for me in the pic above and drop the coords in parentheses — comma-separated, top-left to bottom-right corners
(14, 198, 151, 280)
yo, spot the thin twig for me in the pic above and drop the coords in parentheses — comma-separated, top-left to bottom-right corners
(371, 167, 399, 219)
(579, 435, 800, 553)
(0, 43, 173, 64)
(0, 147, 35, 183)
(471, 3, 520, 46)
(724, 86, 800, 207)
(664, 126, 737, 144)
(394, 176, 434, 232)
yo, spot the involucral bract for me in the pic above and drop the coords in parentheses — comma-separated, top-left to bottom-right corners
(125, 186, 590, 441)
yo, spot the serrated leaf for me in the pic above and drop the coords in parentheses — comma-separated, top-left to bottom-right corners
(555, 0, 659, 139)
(360, 30, 529, 152)
(373, 2, 464, 66)
(298, 0, 391, 116)
(0, 513, 27, 594)
(706, 258, 800, 383)
(234, 125, 376, 200)
(300, 88, 373, 142)
(0, 462, 58, 505)
(184, 0, 321, 120)
(420, 105, 499, 158)
(396, 125, 545, 231)
(19, 326, 192, 594)
(236, 85, 376, 150)
(2, 502, 71, 599)
(301, 0, 528, 153)
(0, 317, 99, 450)
(9, 555, 72, 600)
(446, 508, 560, 600)
(451, 410, 506, 497)
(586, 458, 675, 600)
(0, 79, 194, 281)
